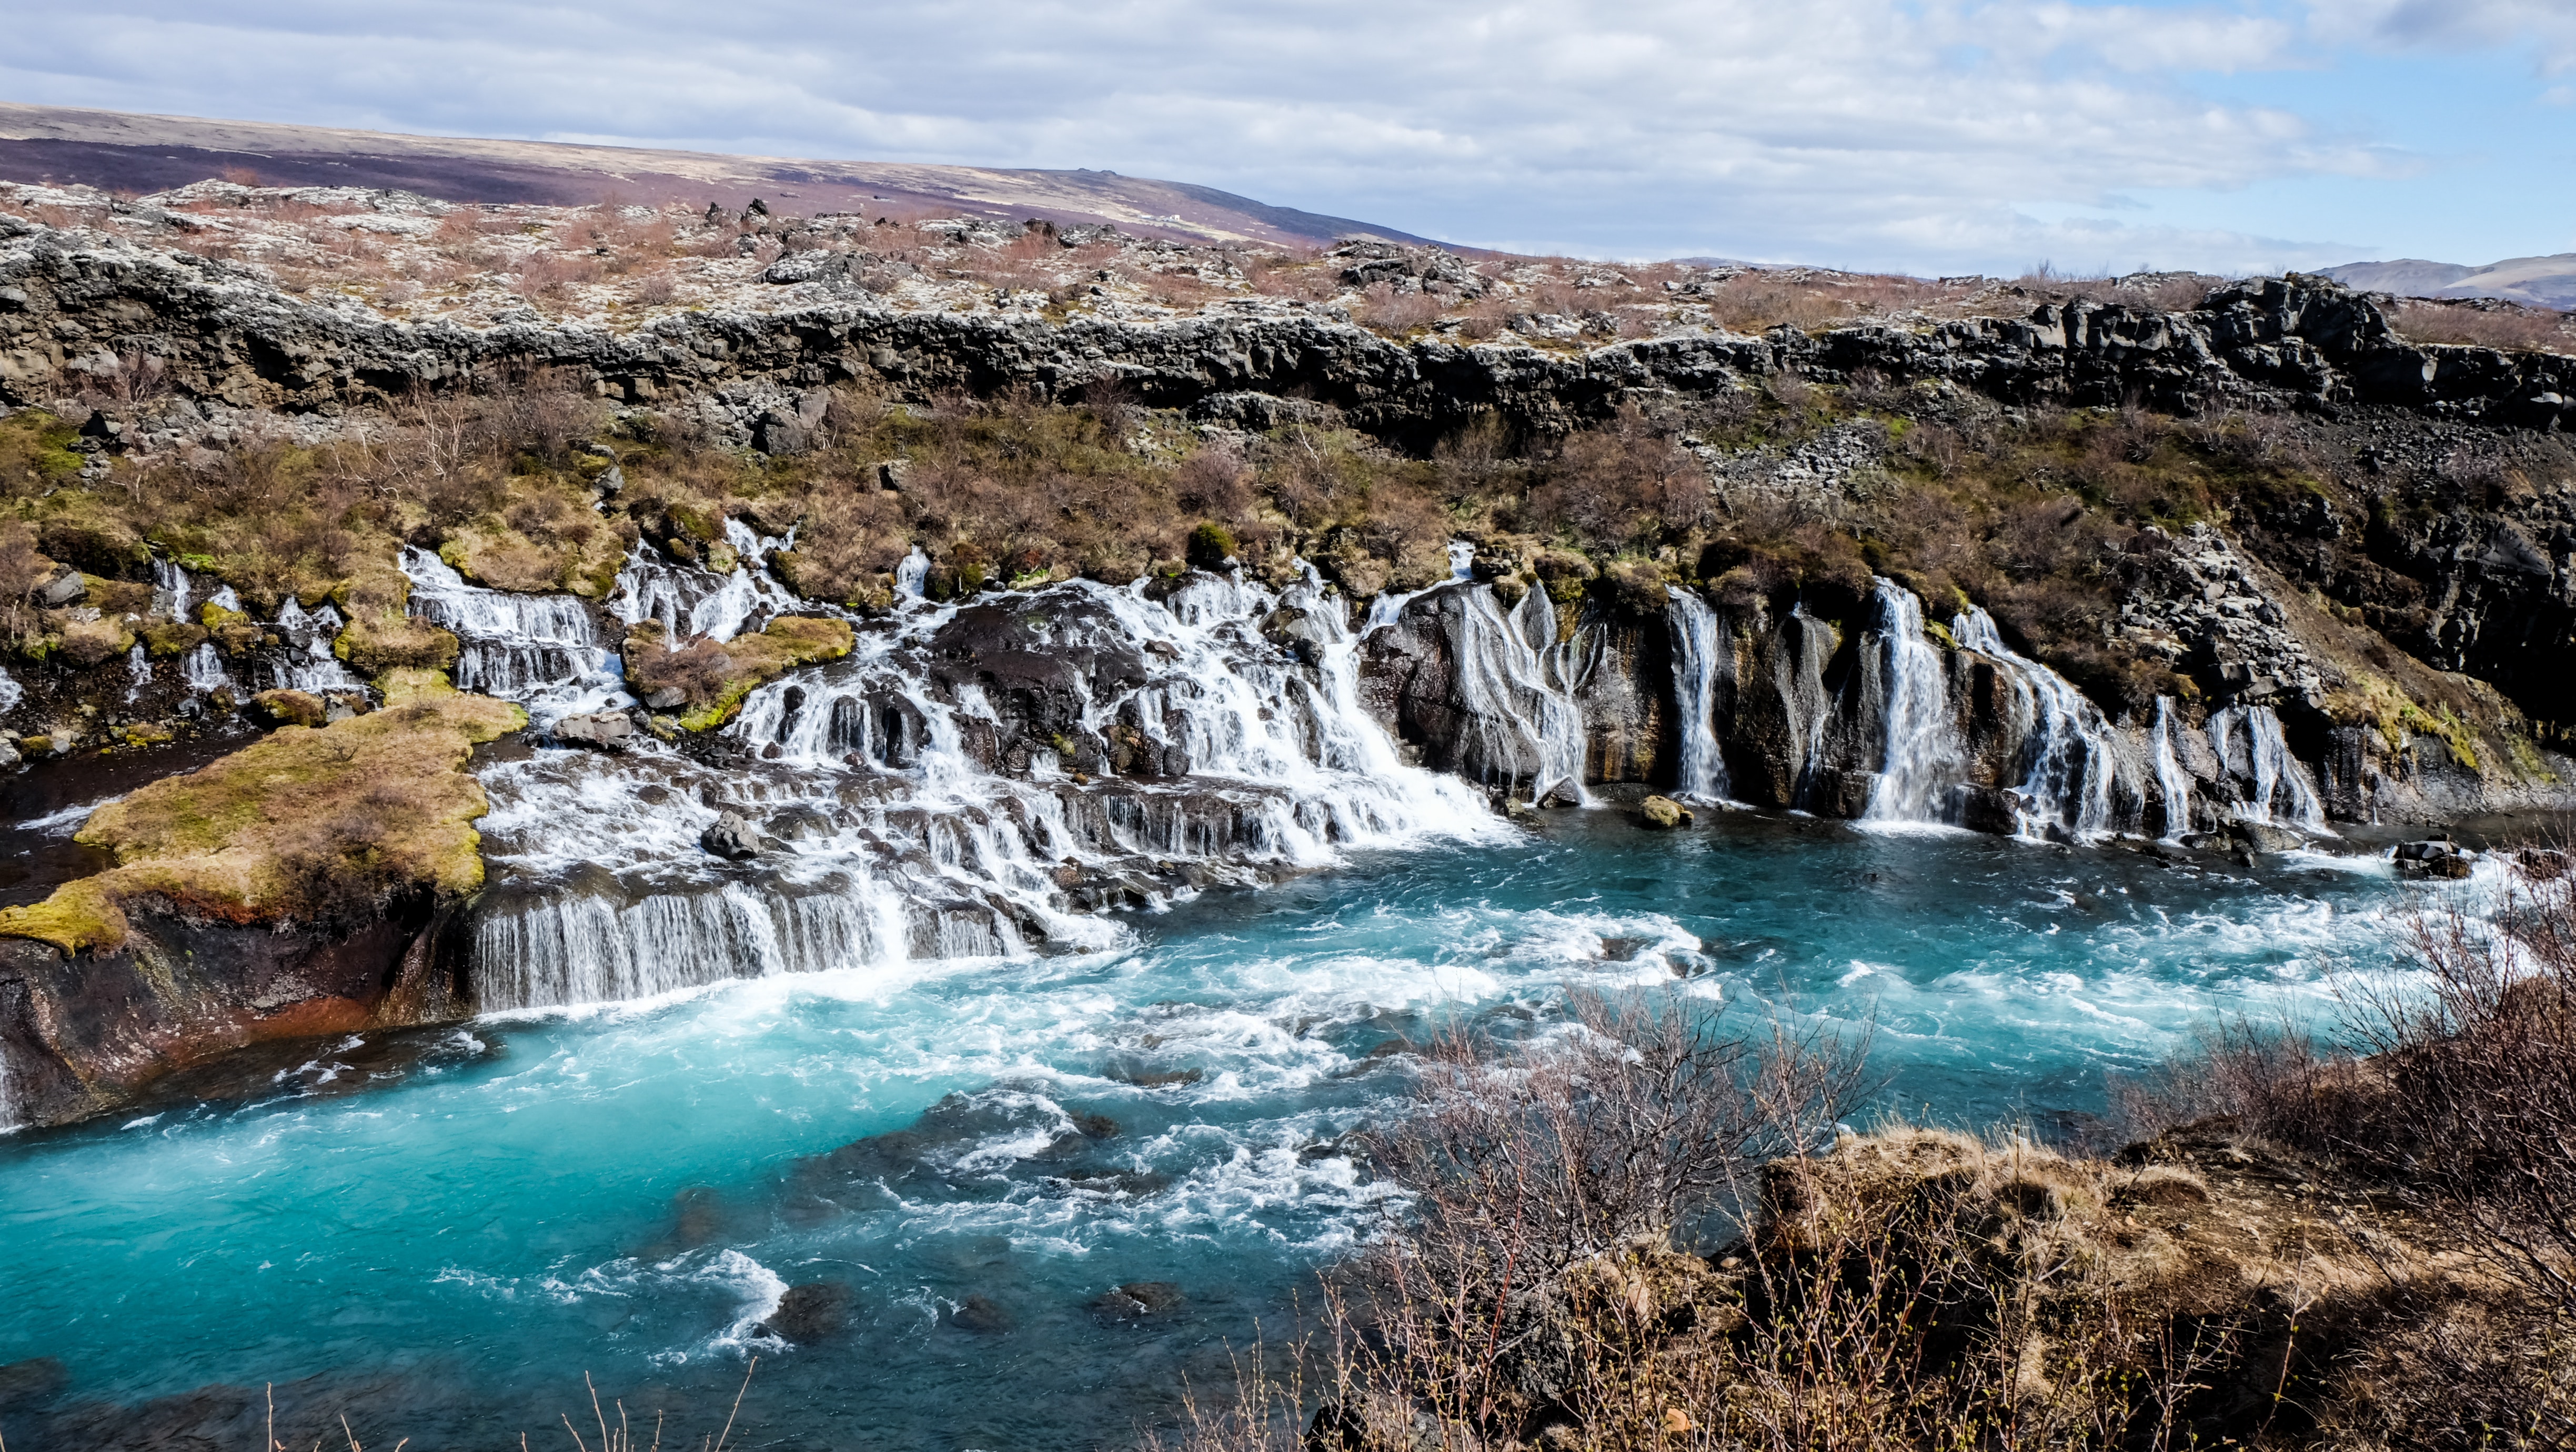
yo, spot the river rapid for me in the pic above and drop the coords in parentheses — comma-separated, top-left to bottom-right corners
(0, 808, 2472, 1450)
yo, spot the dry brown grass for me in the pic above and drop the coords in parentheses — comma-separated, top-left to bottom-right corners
(2390, 300, 2574, 355)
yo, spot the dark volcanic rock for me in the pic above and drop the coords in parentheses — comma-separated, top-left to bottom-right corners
(0, 896, 466, 1130)
(762, 1281, 852, 1343)
(699, 809, 765, 859)
(1089, 1280, 1185, 1321)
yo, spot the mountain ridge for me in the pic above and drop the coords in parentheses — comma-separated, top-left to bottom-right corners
(2323, 250, 2576, 309)
(0, 101, 1438, 249)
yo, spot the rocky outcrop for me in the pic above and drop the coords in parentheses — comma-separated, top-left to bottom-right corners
(8, 218, 2575, 444)
(0, 896, 465, 1128)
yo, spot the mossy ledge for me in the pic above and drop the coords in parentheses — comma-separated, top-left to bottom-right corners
(625, 614, 854, 732)
(0, 690, 525, 954)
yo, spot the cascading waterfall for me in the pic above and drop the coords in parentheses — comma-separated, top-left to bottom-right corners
(606, 537, 796, 643)
(123, 645, 150, 702)
(894, 546, 931, 599)
(149, 558, 194, 621)
(1665, 589, 1731, 802)
(0, 664, 20, 715)
(258, 598, 363, 694)
(1951, 607, 2124, 838)
(1433, 584, 1591, 806)
(464, 548, 1502, 1013)
(2149, 697, 2198, 840)
(1858, 580, 1960, 824)
(400, 548, 623, 722)
(180, 643, 230, 694)
(2207, 704, 2330, 833)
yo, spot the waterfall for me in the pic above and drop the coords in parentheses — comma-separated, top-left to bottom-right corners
(0, 664, 20, 715)
(401, 548, 623, 722)
(605, 544, 792, 642)
(894, 546, 931, 599)
(466, 557, 1503, 1013)
(2207, 704, 2329, 833)
(1446, 540, 1475, 582)
(1665, 589, 1730, 802)
(258, 598, 363, 694)
(181, 643, 230, 694)
(1951, 607, 2122, 838)
(150, 558, 194, 621)
(124, 645, 150, 703)
(1426, 584, 1589, 805)
(2149, 697, 2197, 840)
(1858, 580, 1959, 824)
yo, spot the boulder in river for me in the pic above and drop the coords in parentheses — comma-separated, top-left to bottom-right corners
(762, 1281, 851, 1343)
(1637, 795, 1689, 829)
(699, 810, 765, 859)
(554, 711, 635, 751)
(1089, 1280, 1184, 1320)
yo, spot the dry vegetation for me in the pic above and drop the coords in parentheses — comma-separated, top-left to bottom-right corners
(2388, 299, 2576, 356)
(1171, 864, 2576, 1452)
(0, 180, 2240, 347)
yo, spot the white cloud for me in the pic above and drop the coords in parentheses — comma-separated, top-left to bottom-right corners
(2306, 0, 2576, 71)
(0, 0, 2490, 271)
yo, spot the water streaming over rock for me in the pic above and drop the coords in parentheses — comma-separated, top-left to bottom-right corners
(894, 546, 931, 600)
(1858, 580, 1963, 824)
(2207, 704, 2330, 832)
(1951, 607, 2133, 838)
(1450, 586, 1593, 806)
(0, 664, 19, 715)
(399, 548, 623, 723)
(179, 643, 229, 694)
(256, 598, 363, 694)
(2150, 697, 2199, 840)
(123, 645, 149, 703)
(1664, 589, 1731, 802)
(461, 555, 1500, 1012)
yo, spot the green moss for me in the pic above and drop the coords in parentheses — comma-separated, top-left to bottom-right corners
(249, 689, 329, 728)
(334, 613, 459, 675)
(141, 620, 210, 657)
(0, 692, 526, 953)
(0, 409, 85, 491)
(0, 879, 123, 954)
(637, 614, 856, 732)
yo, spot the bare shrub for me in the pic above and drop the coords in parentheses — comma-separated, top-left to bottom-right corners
(1360, 281, 1443, 336)
(2111, 867, 2576, 1445)
(518, 250, 602, 300)
(1520, 408, 1709, 552)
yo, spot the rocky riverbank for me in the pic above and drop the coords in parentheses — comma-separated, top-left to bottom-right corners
(5, 180, 2576, 1130)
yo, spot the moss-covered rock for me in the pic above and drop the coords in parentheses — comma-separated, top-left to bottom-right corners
(140, 619, 210, 657)
(248, 689, 329, 728)
(334, 611, 459, 675)
(0, 691, 526, 953)
(55, 613, 135, 667)
(625, 614, 854, 732)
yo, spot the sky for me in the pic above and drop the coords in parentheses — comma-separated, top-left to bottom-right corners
(1, 0, 2570, 276)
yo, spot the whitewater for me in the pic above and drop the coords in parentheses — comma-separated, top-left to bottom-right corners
(0, 541, 2477, 1450)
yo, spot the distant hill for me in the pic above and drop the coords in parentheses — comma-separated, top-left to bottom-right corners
(0, 102, 1435, 248)
(2322, 253, 2576, 310)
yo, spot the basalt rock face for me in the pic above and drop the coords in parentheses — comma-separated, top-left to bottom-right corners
(1357, 572, 2375, 842)
(7, 218, 2575, 442)
(0, 896, 462, 1128)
